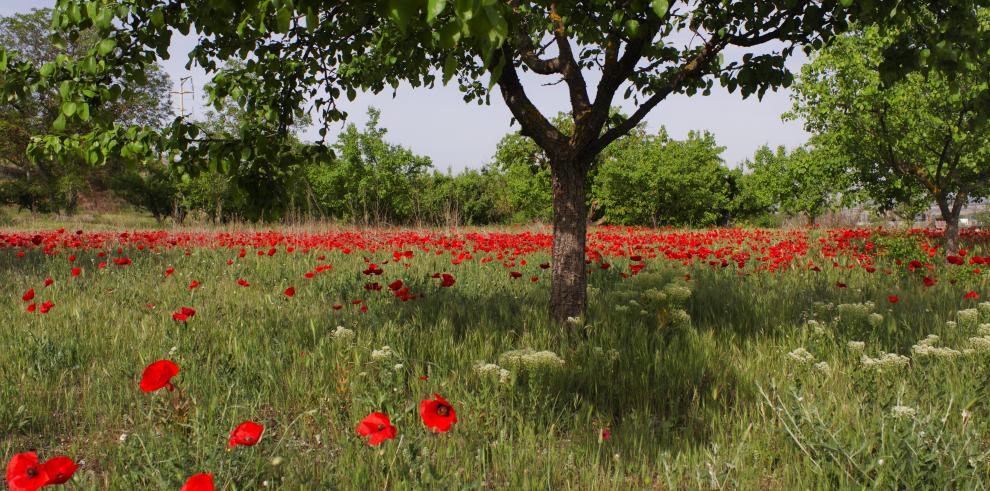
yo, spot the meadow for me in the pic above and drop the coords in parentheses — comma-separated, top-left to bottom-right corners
(3, 224, 990, 490)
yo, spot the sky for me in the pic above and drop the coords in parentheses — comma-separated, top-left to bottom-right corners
(2, 1, 811, 171)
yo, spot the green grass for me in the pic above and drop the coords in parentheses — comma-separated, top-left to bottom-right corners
(2, 227, 990, 489)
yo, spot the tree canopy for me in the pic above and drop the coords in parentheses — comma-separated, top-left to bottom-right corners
(789, 17, 990, 252)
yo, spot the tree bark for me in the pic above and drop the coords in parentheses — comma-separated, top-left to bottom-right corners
(945, 215, 960, 254)
(937, 194, 965, 255)
(549, 160, 588, 323)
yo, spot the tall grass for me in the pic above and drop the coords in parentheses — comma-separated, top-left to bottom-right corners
(1, 227, 989, 489)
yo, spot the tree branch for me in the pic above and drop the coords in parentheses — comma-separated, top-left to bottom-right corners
(495, 45, 567, 156)
(592, 37, 726, 154)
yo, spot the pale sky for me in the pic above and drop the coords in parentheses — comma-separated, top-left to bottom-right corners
(2, 1, 811, 171)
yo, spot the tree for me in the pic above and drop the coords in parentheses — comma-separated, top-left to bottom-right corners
(0, 8, 171, 213)
(307, 108, 432, 224)
(594, 128, 734, 227)
(789, 20, 990, 252)
(741, 142, 852, 226)
(0, 1, 984, 322)
(489, 129, 553, 223)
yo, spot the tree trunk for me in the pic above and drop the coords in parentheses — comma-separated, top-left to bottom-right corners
(937, 194, 964, 255)
(944, 212, 961, 255)
(549, 161, 588, 323)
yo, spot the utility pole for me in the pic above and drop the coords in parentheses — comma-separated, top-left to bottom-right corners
(170, 76, 194, 118)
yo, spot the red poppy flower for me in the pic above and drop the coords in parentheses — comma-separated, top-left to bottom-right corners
(181, 307, 196, 317)
(304, 271, 315, 279)
(539, 262, 550, 269)
(332, 304, 343, 310)
(419, 393, 458, 433)
(835, 281, 847, 288)
(284, 287, 296, 298)
(188, 280, 200, 290)
(888, 295, 899, 304)
(40, 456, 78, 484)
(6, 452, 48, 491)
(356, 412, 397, 446)
(923, 277, 937, 287)
(139, 360, 179, 392)
(388, 279, 404, 291)
(172, 313, 188, 322)
(965, 291, 980, 300)
(601, 428, 612, 441)
(39, 300, 54, 314)
(21, 288, 34, 302)
(43, 277, 53, 287)
(237, 278, 250, 287)
(509, 271, 522, 279)
(180, 473, 214, 491)
(71, 267, 81, 277)
(228, 421, 265, 448)
(440, 273, 455, 287)
(947, 255, 965, 265)
(26, 304, 36, 313)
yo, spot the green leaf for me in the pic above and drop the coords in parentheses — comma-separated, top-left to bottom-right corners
(97, 38, 116, 56)
(53, 114, 66, 131)
(387, 0, 417, 32)
(77, 103, 90, 121)
(427, 0, 447, 23)
(39, 62, 56, 78)
(839, 0, 853, 7)
(276, 7, 291, 33)
(62, 101, 78, 117)
(651, 0, 669, 18)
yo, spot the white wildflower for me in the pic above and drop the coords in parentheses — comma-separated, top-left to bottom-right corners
(499, 349, 565, 371)
(847, 341, 866, 352)
(890, 405, 917, 420)
(868, 313, 884, 328)
(813, 361, 831, 374)
(805, 320, 827, 336)
(838, 302, 876, 325)
(787, 347, 815, 364)
(968, 336, 990, 353)
(662, 283, 693, 305)
(861, 352, 910, 370)
(670, 309, 691, 327)
(498, 368, 511, 384)
(958, 309, 981, 328)
(371, 345, 394, 361)
(978, 302, 990, 318)
(332, 325, 355, 340)
(978, 324, 990, 336)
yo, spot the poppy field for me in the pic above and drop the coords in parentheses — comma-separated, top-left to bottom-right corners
(4, 225, 990, 489)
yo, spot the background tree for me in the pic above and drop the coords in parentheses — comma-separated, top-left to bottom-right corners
(1, 0, 983, 321)
(307, 108, 432, 224)
(594, 128, 734, 227)
(0, 8, 171, 214)
(741, 142, 852, 226)
(789, 19, 990, 252)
